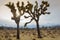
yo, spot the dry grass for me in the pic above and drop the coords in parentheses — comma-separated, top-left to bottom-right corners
(0, 29, 60, 40)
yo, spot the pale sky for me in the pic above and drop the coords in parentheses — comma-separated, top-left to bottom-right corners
(0, 0, 60, 28)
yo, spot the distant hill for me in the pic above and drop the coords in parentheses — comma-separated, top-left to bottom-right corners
(0, 25, 60, 30)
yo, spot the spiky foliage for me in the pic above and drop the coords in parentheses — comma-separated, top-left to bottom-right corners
(5, 2, 20, 24)
(17, 1, 25, 16)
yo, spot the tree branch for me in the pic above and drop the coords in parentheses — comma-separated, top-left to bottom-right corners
(24, 18, 33, 27)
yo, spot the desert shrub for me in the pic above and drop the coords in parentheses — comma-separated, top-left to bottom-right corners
(13, 34, 16, 37)
(5, 35, 8, 38)
(8, 38, 12, 40)
(32, 38, 36, 40)
(50, 35, 55, 38)
(32, 33, 36, 36)
(22, 31, 24, 33)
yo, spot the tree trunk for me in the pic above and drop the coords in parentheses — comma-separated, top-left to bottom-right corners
(17, 23, 20, 39)
(36, 21, 42, 38)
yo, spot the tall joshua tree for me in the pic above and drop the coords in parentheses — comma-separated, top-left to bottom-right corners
(5, 1, 25, 39)
(24, 1, 50, 38)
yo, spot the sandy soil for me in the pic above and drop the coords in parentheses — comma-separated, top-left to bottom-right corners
(0, 29, 60, 40)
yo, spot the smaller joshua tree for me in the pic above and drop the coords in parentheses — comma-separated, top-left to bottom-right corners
(24, 1, 50, 38)
(5, 1, 25, 39)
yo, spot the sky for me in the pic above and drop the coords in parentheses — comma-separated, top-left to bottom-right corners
(0, 0, 60, 28)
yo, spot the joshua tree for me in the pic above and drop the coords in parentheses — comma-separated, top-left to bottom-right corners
(5, 1, 25, 39)
(5, 0, 50, 39)
(24, 1, 50, 38)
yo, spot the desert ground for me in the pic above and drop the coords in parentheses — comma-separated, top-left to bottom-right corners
(0, 28, 60, 40)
